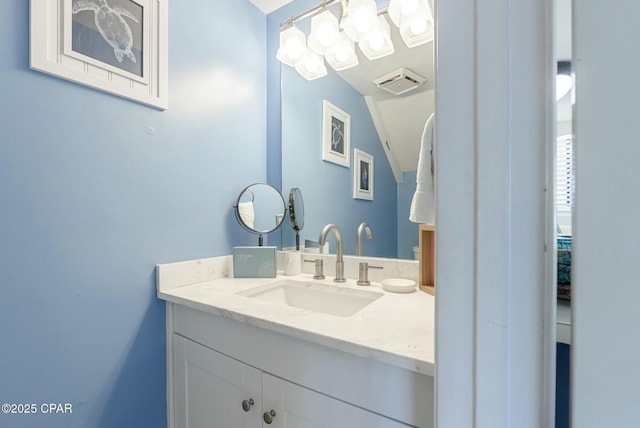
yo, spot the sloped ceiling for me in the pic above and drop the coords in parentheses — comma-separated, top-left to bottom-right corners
(337, 14, 433, 176)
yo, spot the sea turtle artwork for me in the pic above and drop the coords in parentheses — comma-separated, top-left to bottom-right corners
(72, 0, 139, 64)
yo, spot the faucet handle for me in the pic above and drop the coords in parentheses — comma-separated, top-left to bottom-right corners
(357, 262, 383, 286)
(304, 258, 325, 280)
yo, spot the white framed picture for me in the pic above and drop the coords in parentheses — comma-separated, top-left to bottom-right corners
(321, 100, 351, 167)
(30, 0, 168, 110)
(353, 149, 374, 200)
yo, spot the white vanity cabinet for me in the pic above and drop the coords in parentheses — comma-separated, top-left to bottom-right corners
(167, 304, 432, 428)
(173, 334, 262, 427)
(174, 334, 411, 427)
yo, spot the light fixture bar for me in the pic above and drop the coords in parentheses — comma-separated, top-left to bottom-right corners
(279, 0, 389, 27)
(280, 0, 343, 29)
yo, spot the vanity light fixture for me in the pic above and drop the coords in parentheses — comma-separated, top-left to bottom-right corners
(556, 61, 573, 101)
(277, 0, 431, 80)
(295, 46, 329, 80)
(398, 19, 434, 48)
(388, 0, 434, 47)
(276, 25, 308, 67)
(341, 0, 379, 42)
(324, 31, 359, 71)
(358, 15, 395, 60)
(308, 9, 340, 54)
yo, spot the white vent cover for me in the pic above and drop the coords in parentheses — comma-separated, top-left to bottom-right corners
(373, 68, 426, 95)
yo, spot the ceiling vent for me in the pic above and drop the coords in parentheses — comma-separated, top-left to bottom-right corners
(373, 67, 426, 96)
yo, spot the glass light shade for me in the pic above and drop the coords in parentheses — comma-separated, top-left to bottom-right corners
(389, 0, 432, 26)
(399, 15, 434, 47)
(388, 0, 434, 47)
(308, 10, 340, 54)
(276, 25, 307, 67)
(556, 74, 573, 101)
(325, 32, 359, 71)
(358, 16, 395, 60)
(341, 0, 378, 42)
(389, 0, 417, 26)
(422, 0, 434, 23)
(294, 47, 328, 80)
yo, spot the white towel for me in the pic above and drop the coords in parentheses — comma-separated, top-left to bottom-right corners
(409, 113, 435, 224)
(238, 201, 255, 229)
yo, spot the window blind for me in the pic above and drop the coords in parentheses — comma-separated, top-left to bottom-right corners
(556, 135, 574, 213)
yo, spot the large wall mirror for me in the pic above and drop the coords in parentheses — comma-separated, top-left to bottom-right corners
(274, 0, 435, 259)
(555, 0, 573, 234)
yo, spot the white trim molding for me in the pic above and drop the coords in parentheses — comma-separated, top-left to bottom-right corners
(572, 1, 640, 426)
(434, 0, 555, 426)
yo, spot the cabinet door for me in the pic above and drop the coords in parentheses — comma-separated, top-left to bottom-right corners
(262, 373, 413, 428)
(173, 334, 262, 428)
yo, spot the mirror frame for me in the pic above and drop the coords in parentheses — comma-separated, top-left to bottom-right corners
(288, 187, 304, 250)
(234, 182, 286, 245)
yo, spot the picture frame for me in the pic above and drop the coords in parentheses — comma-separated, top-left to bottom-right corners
(30, 0, 168, 110)
(353, 149, 374, 200)
(322, 100, 351, 167)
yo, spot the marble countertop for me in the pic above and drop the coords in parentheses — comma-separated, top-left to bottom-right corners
(157, 262, 434, 376)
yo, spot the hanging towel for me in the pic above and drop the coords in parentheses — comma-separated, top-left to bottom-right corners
(409, 112, 435, 224)
(238, 201, 255, 229)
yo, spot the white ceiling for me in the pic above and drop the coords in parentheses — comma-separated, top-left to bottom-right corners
(249, 0, 295, 14)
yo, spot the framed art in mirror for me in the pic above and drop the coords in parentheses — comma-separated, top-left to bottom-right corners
(30, 0, 168, 110)
(353, 149, 374, 200)
(321, 100, 351, 167)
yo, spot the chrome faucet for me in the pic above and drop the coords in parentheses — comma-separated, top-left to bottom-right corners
(356, 222, 372, 256)
(318, 224, 346, 283)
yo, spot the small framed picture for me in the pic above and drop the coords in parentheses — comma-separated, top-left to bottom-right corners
(353, 149, 374, 200)
(322, 100, 351, 167)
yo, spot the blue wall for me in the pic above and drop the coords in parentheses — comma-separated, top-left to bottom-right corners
(0, 1, 267, 427)
(269, 0, 398, 258)
(398, 171, 419, 260)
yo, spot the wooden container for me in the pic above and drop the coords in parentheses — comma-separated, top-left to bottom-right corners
(418, 224, 435, 295)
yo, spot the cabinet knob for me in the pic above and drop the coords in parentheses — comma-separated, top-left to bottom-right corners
(263, 409, 276, 424)
(241, 398, 254, 412)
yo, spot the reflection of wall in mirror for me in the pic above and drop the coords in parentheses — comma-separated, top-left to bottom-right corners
(270, 0, 421, 259)
(279, 63, 399, 257)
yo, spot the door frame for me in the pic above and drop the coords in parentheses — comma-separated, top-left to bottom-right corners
(434, 0, 557, 426)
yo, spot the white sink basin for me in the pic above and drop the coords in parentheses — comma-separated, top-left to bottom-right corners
(239, 280, 382, 317)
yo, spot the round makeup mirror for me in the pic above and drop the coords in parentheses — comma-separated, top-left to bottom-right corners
(288, 187, 305, 250)
(234, 183, 286, 245)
